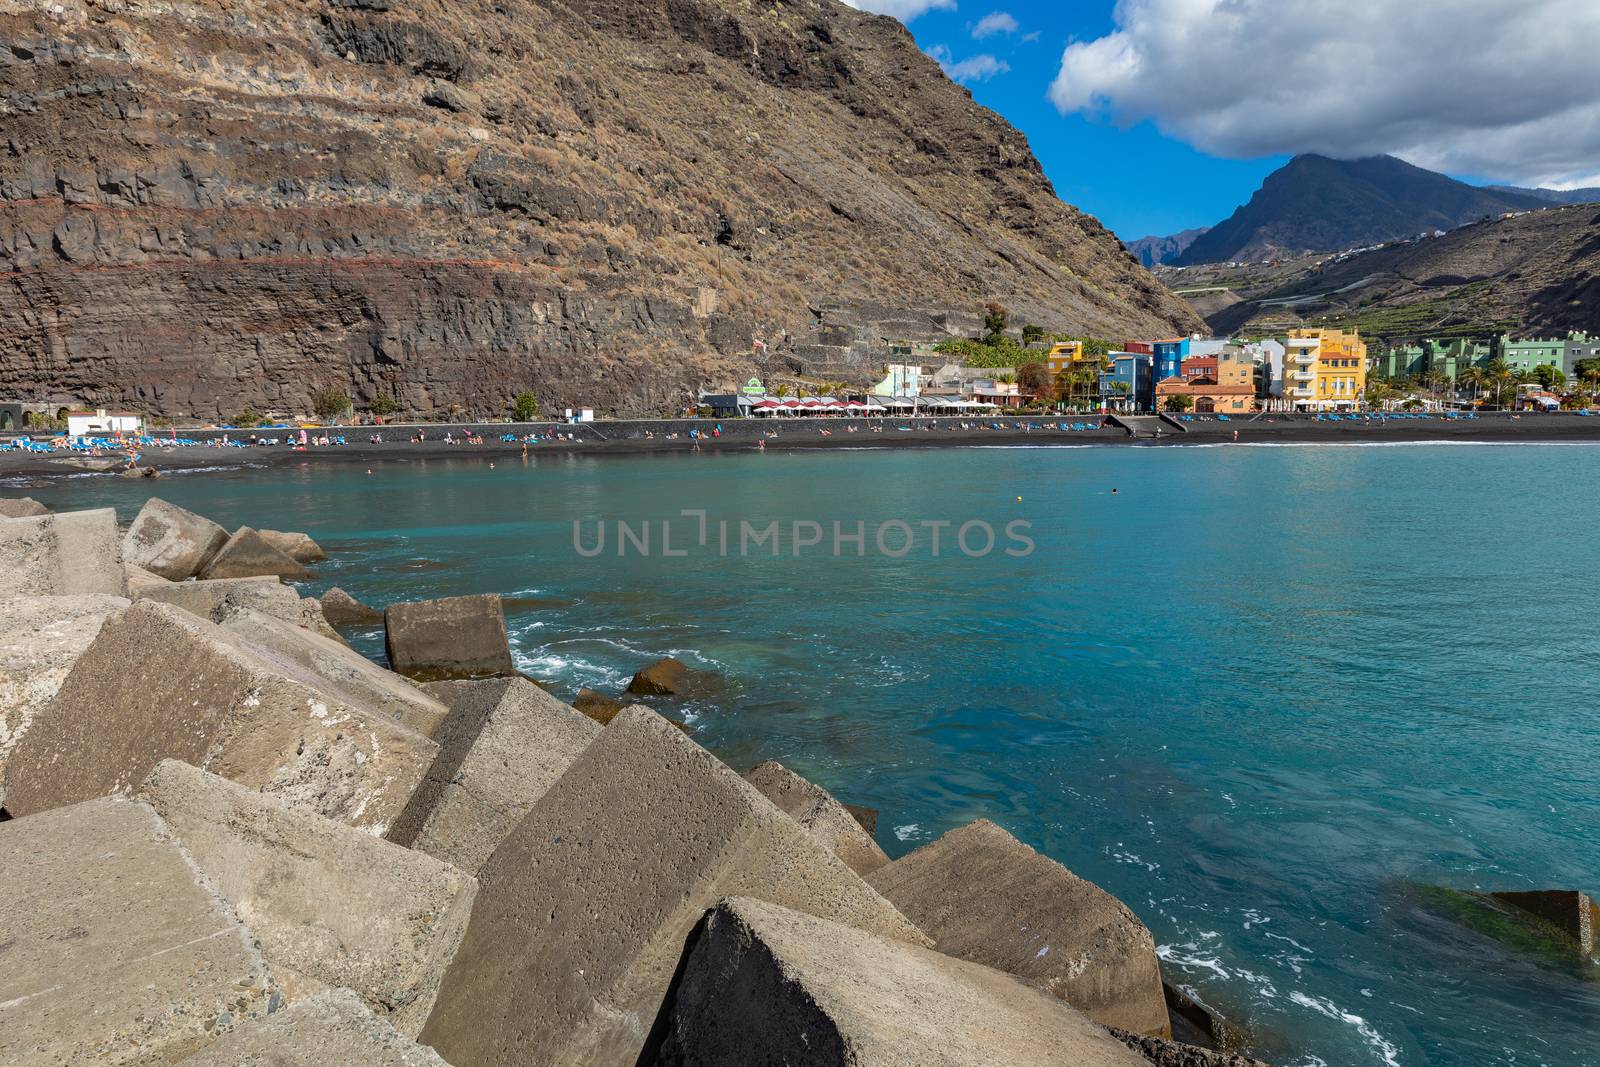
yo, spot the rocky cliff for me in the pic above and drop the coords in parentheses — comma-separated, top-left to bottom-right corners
(0, 0, 1199, 419)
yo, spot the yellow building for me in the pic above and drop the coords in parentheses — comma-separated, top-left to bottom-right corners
(1045, 340, 1087, 378)
(1286, 328, 1367, 411)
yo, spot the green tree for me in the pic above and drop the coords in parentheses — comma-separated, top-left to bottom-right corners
(311, 387, 351, 421)
(773, 382, 791, 398)
(232, 408, 261, 428)
(1532, 364, 1566, 390)
(1021, 323, 1045, 345)
(1165, 394, 1194, 412)
(1574, 357, 1600, 404)
(512, 391, 539, 421)
(982, 300, 1008, 345)
(370, 395, 399, 417)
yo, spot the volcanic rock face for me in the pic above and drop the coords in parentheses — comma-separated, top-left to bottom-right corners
(0, 0, 1198, 418)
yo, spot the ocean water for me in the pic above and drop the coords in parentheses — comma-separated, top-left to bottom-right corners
(26, 442, 1600, 1067)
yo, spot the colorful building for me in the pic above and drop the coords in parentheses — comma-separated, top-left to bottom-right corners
(1285, 328, 1367, 411)
(1044, 340, 1085, 378)
(1566, 332, 1600, 374)
(1151, 338, 1191, 382)
(1500, 335, 1570, 375)
(1154, 347, 1256, 413)
(1098, 352, 1155, 412)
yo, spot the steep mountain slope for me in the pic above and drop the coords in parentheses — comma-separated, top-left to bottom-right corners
(1188, 204, 1600, 339)
(1176, 155, 1549, 266)
(1125, 227, 1207, 268)
(0, 0, 1198, 419)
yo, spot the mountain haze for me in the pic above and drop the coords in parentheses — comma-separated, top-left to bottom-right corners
(0, 0, 1198, 419)
(1126, 228, 1208, 268)
(1175, 155, 1549, 266)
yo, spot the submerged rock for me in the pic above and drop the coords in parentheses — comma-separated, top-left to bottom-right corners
(572, 686, 629, 724)
(1408, 881, 1600, 975)
(0, 496, 49, 518)
(626, 655, 719, 697)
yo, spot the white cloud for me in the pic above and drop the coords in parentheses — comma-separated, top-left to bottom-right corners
(927, 44, 1011, 83)
(972, 11, 1019, 39)
(1049, 0, 1600, 188)
(841, 0, 956, 21)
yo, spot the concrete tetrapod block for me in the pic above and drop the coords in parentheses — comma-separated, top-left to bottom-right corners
(866, 818, 1169, 1037)
(213, 605, 448, 737)
(176, 989, 452, 1067)
(384, 593, 515, 682)
(134, 574, 305, 623)
(648, 896, 1150, 1067)
(0, 795, 282, 1066)
(387, 677, 601, 875)
(202, 526, 312, 581)
(0, 594, 129, 798)
(0, 508, 124, 596)
(420, 705, 928, 1067)
(1492, 889, 1599, 955)
(2, 599, 438, 831)
(141, 760, 478, 1038)
(322, 585, 384, 625)
(124, 561, 172, 595)
(744, 760, 889, 876)
(0, 496, 49, 518)
(122, 496, 230, 579)
(257, 528, 328, 564)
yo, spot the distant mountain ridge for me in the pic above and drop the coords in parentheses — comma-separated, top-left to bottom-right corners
(1125, 227, 1208, 268)
(1487, 185, 1600, 206)
(1172, 155, 1551, 266)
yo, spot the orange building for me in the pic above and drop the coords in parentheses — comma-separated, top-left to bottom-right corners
(1156, 348, 1256, 413)
(1285, 328, 1367, 411)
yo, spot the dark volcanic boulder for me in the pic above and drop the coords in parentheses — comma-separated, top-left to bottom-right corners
(201, 527, 312, 581)
(384, 594, 515, 682)
(322, 586, 385, 625)
(1111, 1030, 1275, 1067)
(626, 655, 716, 697)
(572, 686, 628, 725)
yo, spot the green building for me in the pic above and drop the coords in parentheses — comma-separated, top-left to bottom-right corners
(1499, 335, 1568, 374)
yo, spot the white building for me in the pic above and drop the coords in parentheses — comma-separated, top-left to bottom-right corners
(870, 363, 922, 398)
(66, 409, 142, 437)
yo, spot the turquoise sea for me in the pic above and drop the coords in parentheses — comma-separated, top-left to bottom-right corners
(25, 442, 1600, 1067)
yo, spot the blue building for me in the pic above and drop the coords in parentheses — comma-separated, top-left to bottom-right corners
(1100, 352, 1155, 412)
(1151, 337, 1191, 383)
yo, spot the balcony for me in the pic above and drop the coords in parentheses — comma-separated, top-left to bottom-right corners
(1292, 370, 1315, 381)
(1291, 387, 1315, 397)
(1292, 351, 1316, 364)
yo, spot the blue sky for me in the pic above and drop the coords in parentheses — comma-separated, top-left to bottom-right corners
(890, 3, 1285, 241)
(846, 0, 1600, 243)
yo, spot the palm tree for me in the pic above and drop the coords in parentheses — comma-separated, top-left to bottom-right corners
(1484, 357, 1516, 408)
(1458, 366, 1486, 407)
(773, 383, 791, 399)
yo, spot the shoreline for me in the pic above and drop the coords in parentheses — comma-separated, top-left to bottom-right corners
(4, 412, 1600, 478)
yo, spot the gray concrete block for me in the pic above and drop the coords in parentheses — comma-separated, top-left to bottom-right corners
(124, 560, 172, 595)
(134, 574, 304, 623)
(212, 605, 448, 738)
(322, 586, 384, 625)
(0, 508, 124, 596)
(0, 795, 281, 1066)
(0, 496, 49, 518)
(2, 600, 437, 832)
(0, 594, 129, 800)
(203, 526, 311, 580)
(141, 760, 477, 1038)
(123, 497, 229, 579)
(257, 528, 327, 564)
(420, 705, 926, 1067)
(649, 896, 1149, 1067)
(384, 594, 515, 681)
(866, 819, 1169, 1037)
(387, 677, 601, 875)
(176, 989, 452, 1066)
(744, 761, 889, 876)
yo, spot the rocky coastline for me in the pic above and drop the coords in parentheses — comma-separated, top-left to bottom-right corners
(0, 494, 1275, 1066)
(3, 496, 1595, 1065)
